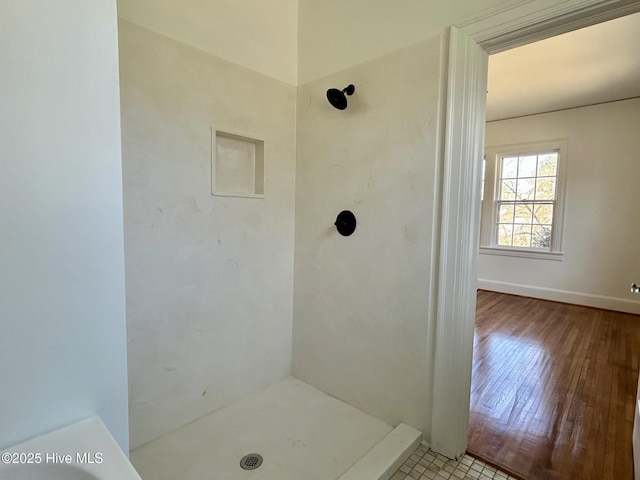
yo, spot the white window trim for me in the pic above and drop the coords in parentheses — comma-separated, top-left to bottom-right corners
(478, 246, 564, 260)
(479, 139, 568, 260)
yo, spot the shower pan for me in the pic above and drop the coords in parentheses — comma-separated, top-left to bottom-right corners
(130, 378, 420, 480)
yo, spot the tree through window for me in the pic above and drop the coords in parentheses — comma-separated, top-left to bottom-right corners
(480, 140, 566, 257)
(496, 152, 557, 248)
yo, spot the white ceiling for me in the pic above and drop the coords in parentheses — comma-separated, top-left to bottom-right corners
(486, 12, 640, 122)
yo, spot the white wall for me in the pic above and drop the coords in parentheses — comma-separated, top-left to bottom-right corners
(297, 0, 512, 83)
(0, 1, 129, 451)
(119, 20, 296, 448)
(117, 0, 298, 85)
(292, 36, 443, 432)
(479, 98, 640, 314)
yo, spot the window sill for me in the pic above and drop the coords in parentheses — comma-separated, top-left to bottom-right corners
(479, 246, 564, 261)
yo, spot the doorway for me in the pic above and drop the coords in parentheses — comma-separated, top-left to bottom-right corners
(466, 11, 640, 477)
(430, 0, 640, 461)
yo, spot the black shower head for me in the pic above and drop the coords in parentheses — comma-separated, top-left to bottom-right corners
(326, 84, 355, 110)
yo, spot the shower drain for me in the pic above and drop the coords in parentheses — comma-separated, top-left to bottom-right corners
(239, 453, 263, 470)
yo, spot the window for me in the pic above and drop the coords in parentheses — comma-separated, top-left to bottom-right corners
(479, 140, 567, 260)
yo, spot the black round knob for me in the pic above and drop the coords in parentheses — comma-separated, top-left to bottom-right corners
(334, 210, 356, 236)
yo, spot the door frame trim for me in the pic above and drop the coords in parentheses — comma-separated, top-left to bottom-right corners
(429, 0, 640, 459)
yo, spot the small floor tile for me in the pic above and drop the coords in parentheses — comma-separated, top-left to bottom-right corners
(390, 446, 513, 480)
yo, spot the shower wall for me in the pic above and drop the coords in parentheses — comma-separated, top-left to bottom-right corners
(118, 0, 520, 450)
(292, 36, 444, 432)
(119, 20, 296, 449)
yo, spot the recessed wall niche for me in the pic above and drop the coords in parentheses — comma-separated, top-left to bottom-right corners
(211, 129, 265, 198)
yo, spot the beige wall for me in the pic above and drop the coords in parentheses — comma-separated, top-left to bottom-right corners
(117, 0, 298, 84)
(117, 0, 515, 85)
(119, 20, 296, 448)
(118, 0, 531, 447)
(298, 0, 512, 83)
(480, 98, 640, 314)
(293, 36, 444, 431)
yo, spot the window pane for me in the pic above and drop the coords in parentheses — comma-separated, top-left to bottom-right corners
(500, 179, 516, 200)
(513, 225, 532, 247)
(535, 177, 556, 200)
(531, 225, 552, 248)
(517, 178, 536, 200)
(537, 153, 557, 176)
(518, 155, 537, 177)
(533, 204, 553, 224)
(501, 157, 518, 178)
(497, 224, 513, 246)
(514, 203, 533, 224)
(498, 204, 514, 223)
(484, 143, 562, 253)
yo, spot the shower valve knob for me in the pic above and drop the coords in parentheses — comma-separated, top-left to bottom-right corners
(334, 210, 356, 237)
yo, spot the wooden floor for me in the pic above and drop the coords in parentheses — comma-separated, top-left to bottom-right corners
(468, 291, 640, 480)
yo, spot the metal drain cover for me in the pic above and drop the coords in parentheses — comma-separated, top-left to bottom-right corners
(240, 453, 263, 470)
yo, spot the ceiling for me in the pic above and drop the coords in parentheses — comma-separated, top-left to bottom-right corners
(486, 11, 640, 122)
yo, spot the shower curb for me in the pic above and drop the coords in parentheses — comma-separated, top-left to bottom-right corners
(337, 423, 421, 480)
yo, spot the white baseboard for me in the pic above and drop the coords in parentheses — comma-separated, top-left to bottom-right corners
(477, 279, 640, 315)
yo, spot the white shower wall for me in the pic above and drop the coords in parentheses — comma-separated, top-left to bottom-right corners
(119, 20, 296, 449)
(292, 36, 444, 433)
(118, 0, 520, 451)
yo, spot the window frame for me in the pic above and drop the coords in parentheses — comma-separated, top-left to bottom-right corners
(479, 139, 567, 260)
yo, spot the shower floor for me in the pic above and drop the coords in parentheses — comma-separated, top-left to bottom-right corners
(130, 376, 404, 480)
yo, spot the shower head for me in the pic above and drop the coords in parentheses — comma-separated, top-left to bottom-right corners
(326, 84, 355, 110)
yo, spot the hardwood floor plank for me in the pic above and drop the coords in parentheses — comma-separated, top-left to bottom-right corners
(468, 290, 640, 480)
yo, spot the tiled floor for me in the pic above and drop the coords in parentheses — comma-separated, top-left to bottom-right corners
(391, 444, 518, 480)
